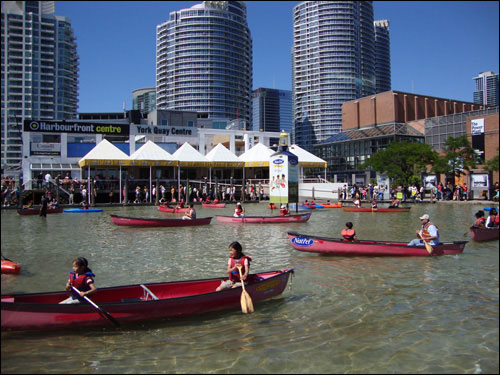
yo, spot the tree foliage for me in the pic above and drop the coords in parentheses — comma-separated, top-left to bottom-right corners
(359, 141, 438, 187)
(432, 135, 481, 186)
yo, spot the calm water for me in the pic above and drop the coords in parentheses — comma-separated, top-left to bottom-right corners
(1, 202, 499, 374)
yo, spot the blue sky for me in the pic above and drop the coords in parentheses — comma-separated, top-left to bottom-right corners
(55, 1, 499, 113)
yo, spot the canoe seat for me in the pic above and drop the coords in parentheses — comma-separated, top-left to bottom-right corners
(141, 284, 159, 300)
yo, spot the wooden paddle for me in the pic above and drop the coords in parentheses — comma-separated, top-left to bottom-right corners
(417, 233, 433, 255)
(236, 265, 254, 314)
(71, 285, 120, 326)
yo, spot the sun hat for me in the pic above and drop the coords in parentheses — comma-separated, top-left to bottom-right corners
(419, 214, 430, 220)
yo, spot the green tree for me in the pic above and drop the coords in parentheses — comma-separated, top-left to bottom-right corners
(432, 135, 480, 188)
(359, 141, 438, 187)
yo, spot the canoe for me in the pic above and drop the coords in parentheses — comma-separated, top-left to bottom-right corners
(216, 213, 311, 224)
(158, 205, 190, 214)
(289, 203, 312, 210)
(470, 226, 499, 242)
(17, 207, 63, 215)
(202, 202, 226, 208)
(1, 259, 20, 274)
(484, 207, 499, 211)
(342, 207, 411, 213)
(111, 214, 212, 227)
(305, 203, 324, 208)
(1, 269, 293, 331)
(287, 231, 467, 257)
(63, 208, 103, 213)
(321, 203, 342, 208)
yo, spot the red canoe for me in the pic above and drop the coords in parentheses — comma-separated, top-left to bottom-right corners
(158, 205, 190, 214)
(216, 213, 311, 224)
(17, 207, 63, 215)
(342, 207, 411, 213)
(1, 259, 21, 274)
(1, 269, 293, 331)
(202, 202, 226, 208)
(470, 226, 499, 242)
(111, 214, 212, 227)
(287, 231, 467, 257)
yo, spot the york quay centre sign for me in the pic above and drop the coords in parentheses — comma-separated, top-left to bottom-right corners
(24, 120, 129, 135)
(130, 125, 197, 137)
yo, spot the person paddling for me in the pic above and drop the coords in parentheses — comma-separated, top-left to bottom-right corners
(341, 222, 357, 242)
(216, 241, 252, 291)
(59, 257, 96, 304)
(407, 214, 439, 247)
(182, 203, 196, 220)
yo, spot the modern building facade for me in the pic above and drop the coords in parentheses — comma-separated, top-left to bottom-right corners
(1, 1, 79, 178)
(292, 1, 386, 151)
(156, 1, 252, 125)
(132, 87, 156, 115)
(473, 71, 499, 107)
(374, 19, 391, 93)
(252, 88, 292, 135)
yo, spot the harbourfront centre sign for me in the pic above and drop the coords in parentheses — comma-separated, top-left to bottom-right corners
(24, 120, 129, 135)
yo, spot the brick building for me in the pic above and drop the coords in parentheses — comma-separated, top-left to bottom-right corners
(342, 90, 487, 130)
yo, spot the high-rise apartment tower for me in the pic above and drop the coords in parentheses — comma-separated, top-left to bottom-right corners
(156, 1, 252, 125)
(1, 1, 79, 176)
(473, 71, 499, 107)
(374, 19, 391, 93)
(293, 1, 390, 151)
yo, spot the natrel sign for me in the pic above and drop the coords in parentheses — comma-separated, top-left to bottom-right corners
(23, 120, 129, 135)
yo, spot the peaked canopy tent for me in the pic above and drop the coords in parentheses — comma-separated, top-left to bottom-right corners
(129, 141, 178, 203)
(78, 139, 131, 204)
(172, 142, 212, 202)
(289, 144, 328, 180)
(205, 143, 245, 196)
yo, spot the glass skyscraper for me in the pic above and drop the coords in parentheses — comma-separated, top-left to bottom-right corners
(293, 1, 389, 151)
(374, 19, 391, 93)
(156, 1, 252, 126)
(252, 88, 292, 135)
(473, 71, 499, 107)
(1, 1, 79, 176)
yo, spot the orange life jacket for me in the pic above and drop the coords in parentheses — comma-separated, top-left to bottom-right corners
(341, 228, 356, 241)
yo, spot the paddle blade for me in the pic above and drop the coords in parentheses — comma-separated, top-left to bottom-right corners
(244, 291, 254, 313)
(424, 241, 433, 255)
(240, 291, 249, 314)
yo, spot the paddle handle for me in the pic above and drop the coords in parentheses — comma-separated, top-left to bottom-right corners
(71, 286, 120, 326)
(236, 265, 247, 292)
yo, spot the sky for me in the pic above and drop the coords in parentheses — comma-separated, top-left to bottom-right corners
(55, 1, 499, 113)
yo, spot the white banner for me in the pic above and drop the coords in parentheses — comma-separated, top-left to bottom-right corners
(471, 118, 485, 135)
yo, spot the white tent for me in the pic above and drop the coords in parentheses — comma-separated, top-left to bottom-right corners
(288, 144, 327, 180)
(238, 143, 274, 167)
(78, 139, 130, 167)
(129, 140, 177, 203)
(205, 143, 244, 167)
(289, 144, 327, 168)
(173, 142, 211, 167)
(129, 140, 177, 167)
(78, 139, 130, 204)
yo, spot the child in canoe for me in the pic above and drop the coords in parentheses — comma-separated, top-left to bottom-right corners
(216, 241, 251, 291)
(59, 257, 96, 304)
